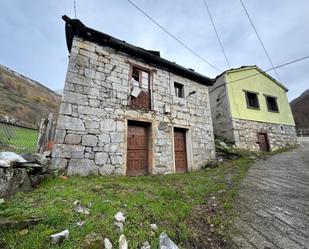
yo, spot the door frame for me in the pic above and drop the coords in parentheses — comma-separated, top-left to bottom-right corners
(257, 132, 270, 152)
(172, 127, 193, 173)
(125, 120, 153, 176)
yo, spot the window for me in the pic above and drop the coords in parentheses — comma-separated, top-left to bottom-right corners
(132, 67, 149, 91)
(130, 66, 151, 109)
(265, 96, 279, 112)
(174, 82, 184, 98)
(244, 91, 260, 109)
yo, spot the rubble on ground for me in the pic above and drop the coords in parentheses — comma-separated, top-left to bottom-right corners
(50, 229, 69, 245)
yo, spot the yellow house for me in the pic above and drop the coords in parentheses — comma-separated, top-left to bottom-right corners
(209, 66, 297, 151)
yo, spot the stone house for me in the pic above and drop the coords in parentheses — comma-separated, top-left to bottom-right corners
(209, 66, 297, 151)
(51, 16, 215, 176)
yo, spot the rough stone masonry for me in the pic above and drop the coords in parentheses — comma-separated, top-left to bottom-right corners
(51, 18, 215, 176)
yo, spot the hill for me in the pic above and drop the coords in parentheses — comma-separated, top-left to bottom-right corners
(0, 65, 61, 127)
(290, 89, 309, 131)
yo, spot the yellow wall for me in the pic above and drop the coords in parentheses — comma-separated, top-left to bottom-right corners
(225, 68, 295, 126)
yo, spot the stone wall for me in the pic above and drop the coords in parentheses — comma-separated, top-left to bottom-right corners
(232, 118, 297, 151)
(208, 75, 234, 142)
(52, 37, 215, 175)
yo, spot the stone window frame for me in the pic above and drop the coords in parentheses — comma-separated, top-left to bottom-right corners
(174, 82, 185, 98)
(127, 62, 155, 110)
(243, 90, 260, 110)
(264, 94, 279, 113)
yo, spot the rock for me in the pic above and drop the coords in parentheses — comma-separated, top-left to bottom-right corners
(0, 217, 43, 230)
(67, 159, 98, 176)
(0, 152, 26, 167)
(50, 229, 69, 245)
(57, 115, 85, 131)
(104, 238, 113, 249)
(74, 205, 90, 215)
(140, 241, 151, 249)
(64, 134, 82, 145)
(20, 153, 50, 172)
(150, 223, 158, 231)
(76, 221, 85, 227)
(52, 144, 85, 159)
(114, 221, 124, 233)
(74, 200, 81, 205)
(119, 234, 128, 249)
(219, 141, 229, 148)
(114, 212, 125, 222)
(43, 150, 52, 157)
(0, 168, 31, 198)
(159, 232, 179, 249)
(82, 232, 104, 248)
(19, 229, 28, 235)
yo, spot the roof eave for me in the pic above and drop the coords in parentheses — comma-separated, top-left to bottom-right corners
(62, 15, 213, 86)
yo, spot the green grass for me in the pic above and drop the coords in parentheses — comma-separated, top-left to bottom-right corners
(0, 158, 252, 248)
(0, 123, 38, 153)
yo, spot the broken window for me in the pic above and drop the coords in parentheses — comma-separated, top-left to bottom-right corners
(129, 66, 151, 109)
(245, 91, 260, 109)
(174, 82, 184, 98)
(265, 96, 279, 112)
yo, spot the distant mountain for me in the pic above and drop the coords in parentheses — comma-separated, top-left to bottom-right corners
(0, 65, 61, 127)
(290, 89, 309, 130)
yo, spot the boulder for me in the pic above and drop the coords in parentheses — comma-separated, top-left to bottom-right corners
(104, 238, 113, 249)
(119, 234, 128, 249)
(50, 229, 69, 245)
(159, 232, 179, 249)
(114, 212, 125, 222)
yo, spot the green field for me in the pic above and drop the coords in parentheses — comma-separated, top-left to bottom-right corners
(0, 123, 38, 153)
(0, 158, 252, 249)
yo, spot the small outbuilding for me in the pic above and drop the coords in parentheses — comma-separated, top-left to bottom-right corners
(51, 16, 215, 176)
(209, 66, 297, 151)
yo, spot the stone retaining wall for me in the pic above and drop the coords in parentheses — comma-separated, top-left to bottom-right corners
(51, 37, 215, 175)
(232, 118, 297, 151)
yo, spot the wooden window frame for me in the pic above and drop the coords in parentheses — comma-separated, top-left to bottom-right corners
(264, 94, 279, 113)
(243, 90, 260, 110)
(128, 64, 153, 110)
(174, 82, 185, 98)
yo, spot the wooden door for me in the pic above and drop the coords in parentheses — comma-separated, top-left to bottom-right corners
(127, 124, 149, 176)
(174, 129, 187, 173)
(258, 132, 270, 152)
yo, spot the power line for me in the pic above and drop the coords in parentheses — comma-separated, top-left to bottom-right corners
(126, 0, 221, 72)
(209, 54, 309, 93)
(202, 0, 231, 68)
(239, 0, 280, 80)
(73, 0, 77, 18)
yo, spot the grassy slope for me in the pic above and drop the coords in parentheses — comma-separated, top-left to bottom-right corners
(0, 158, 252, 249)
(0, 66, 61, 126)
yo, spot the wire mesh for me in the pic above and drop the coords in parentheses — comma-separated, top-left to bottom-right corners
(0, 122, 38, 154)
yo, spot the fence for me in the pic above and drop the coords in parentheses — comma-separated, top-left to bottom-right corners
(0, 122, 38, 154)
(297, 128, 309, 137)
(0, 114, 56, 154)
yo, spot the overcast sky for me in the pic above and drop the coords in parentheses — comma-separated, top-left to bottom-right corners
(0, 0, 308, 100)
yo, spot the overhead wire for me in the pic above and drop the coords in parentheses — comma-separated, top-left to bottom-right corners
(73, 0, 77, 18)
(209, 55, 309, 93)
(202, 0, 231, 68)
(239, 0, 280, 80)
(126, 0, 221, 72)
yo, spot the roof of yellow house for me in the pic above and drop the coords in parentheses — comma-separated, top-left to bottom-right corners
(215, 65, 288, 92)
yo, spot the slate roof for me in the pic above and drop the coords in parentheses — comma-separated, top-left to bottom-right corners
(62, 15, 213, 86)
